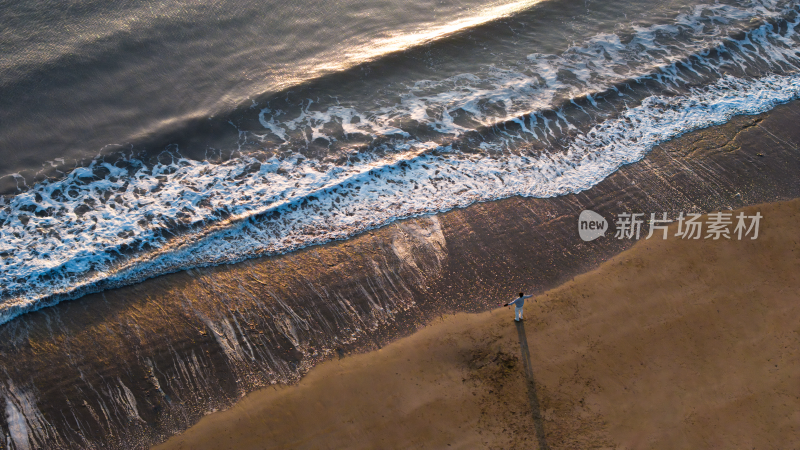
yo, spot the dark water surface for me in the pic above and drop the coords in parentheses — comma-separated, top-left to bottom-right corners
(2, 0, 567, 178)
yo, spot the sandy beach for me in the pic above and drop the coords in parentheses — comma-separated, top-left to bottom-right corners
(154, 199, 800, 449)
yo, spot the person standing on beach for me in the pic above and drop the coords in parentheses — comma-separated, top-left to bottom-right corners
(504, 293, 533, 322)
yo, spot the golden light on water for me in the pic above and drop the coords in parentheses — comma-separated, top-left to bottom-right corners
(323, 0, 546, 72)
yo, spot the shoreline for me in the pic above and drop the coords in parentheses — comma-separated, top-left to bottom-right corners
(155, 199, 800, 449)
(0, 101, 799, 448)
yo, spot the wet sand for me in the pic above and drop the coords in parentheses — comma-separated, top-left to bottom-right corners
(155, 199, 800, 449)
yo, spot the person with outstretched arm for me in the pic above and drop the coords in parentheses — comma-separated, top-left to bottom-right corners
(504, 292, 533, 322)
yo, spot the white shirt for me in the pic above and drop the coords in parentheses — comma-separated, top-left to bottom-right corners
(509, 295, 532, 307)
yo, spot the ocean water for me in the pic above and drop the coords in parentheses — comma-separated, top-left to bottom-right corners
(2, 0, 800, 323)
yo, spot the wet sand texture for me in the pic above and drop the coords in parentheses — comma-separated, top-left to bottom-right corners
(0, 102, 799, 448)
(157, 199, 800, 449)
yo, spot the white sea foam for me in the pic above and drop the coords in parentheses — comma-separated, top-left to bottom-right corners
(0, 0, 799, 323)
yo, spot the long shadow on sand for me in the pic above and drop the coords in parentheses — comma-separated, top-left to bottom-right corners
(516, 320, 550, 450)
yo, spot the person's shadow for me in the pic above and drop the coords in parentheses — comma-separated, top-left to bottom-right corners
(515, 320, 550, 450)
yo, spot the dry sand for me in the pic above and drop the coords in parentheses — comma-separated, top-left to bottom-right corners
(155, 199, 800, 449)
